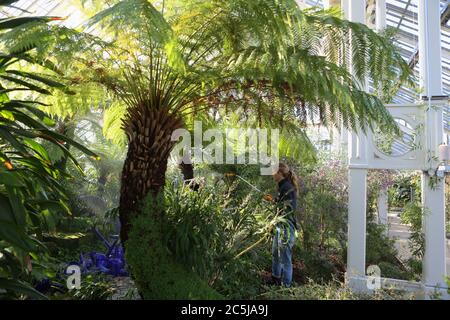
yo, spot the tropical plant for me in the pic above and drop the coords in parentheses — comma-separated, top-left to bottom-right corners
(400, 202, 425, 259)
(293, 154, 413, 283)
(0, 0, 97, 299)
(59, 111, 125, 215)
(1, 0, 412, 236)
(389, 172, 421, 208)
(0, 0, 413, 298)
(125, 191, 224, 299)
(297, 157, 347, 251)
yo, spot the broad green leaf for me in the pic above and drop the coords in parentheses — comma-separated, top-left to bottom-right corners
(0, 127, 27, 153)
(0, 193, 15, 224)
(0, 75, 52, 95)
(6, 186, 26, 228)
(0, 109, 14, 121)
(0, 17, 57, 30)
(0, 278, 48, 300)
(25, 199, 71, 216)
(0, 221, 33, 251)
(3, 100, 55, 126)
(23, 138, 50, 162)
(0, 169, 24, 187)
(7, 70, 66, 89)
(39, 129, 99, 158)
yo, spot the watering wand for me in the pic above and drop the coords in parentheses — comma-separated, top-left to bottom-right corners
(224, 172, 274, 202)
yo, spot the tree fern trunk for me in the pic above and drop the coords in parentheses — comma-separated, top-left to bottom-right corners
(54, 117, 75, 172)
(119, 104, 183, 243)
(117, 105, 220, 299)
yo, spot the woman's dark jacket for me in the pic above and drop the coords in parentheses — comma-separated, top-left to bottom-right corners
(276, 178, 298, 229)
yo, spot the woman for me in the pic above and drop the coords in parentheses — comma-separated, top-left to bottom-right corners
(265, 162, 299, 287)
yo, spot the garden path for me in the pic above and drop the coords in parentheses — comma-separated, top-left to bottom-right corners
(109, 277, 141, 300)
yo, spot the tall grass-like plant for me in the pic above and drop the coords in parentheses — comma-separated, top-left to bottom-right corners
(160, 181, 283, 298)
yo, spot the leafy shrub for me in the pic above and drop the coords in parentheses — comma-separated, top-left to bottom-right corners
(293, 248, 345, 284)
(70, 274, 115, 300)
(163, 181, 280, 298)
(388, 172, 421, 208)
(366, 222, 397, 264)
(365, 212, 414, 280)
(400, 202, 425, 259)
(287, 158, 348, 283)
(125, 193, 223, 300)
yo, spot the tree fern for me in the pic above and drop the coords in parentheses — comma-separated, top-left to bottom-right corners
(0, 1, 412, 133)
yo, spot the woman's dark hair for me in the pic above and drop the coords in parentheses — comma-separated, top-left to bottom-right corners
(278, 162, 299, 193)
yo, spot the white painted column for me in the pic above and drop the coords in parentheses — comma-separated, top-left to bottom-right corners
(421, 173, 446, 288)
(330, 0, 351, 158)
(347, 169, 368, 281)
(375, 0, 387, 31)
(349, 0, 365, 24)
(346, 0, 367, 158)
(341, 0, 350, 19)
(348, 0, 368, 164)
(377, 188, 388, 227)
(374, 1, 388, 225)
(346, 0, 368, 292)
(418, 0, 447, 289)
(419, 0, 443, 98)
(374, 0, 388, 228)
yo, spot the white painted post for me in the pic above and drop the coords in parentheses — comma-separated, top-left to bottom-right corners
(341, 0, 350, 19)
(373, 3, 388, 230)
(421, 174, 446, 288)
(349, 0, 366, 23)
(419, 0, 443, 98)
(418, 0, 447, 290)
(347, 168, 368, 286)
(377, 187, 388, 227)
(375, 0, 387, 31)
(346, 0, 368, 292)
(374, 1, 388, 229)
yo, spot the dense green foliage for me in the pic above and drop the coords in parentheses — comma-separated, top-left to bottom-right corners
(0, 0, 424, 301)
(389, 172, 421, 208)
(126, 193, 223, 299)
(125, 156, 419, 299)
(0, 1, 100, 299)
(401, 203, 425, 255)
